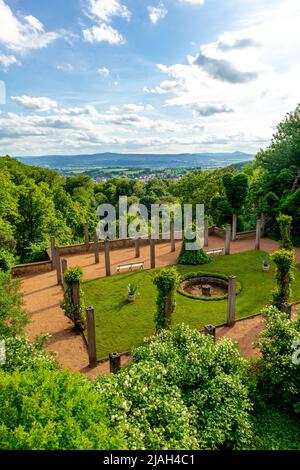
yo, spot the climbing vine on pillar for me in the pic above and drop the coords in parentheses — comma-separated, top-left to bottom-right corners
(277, 214, 293, 250)
(61, 266, 85, 330)
(153, 267, 180, 333)
(271, 249, 295, 308)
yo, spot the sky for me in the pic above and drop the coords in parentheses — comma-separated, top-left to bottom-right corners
(0, 0, 299, 157)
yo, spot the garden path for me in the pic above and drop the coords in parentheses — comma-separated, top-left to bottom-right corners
(21, 236, 300, 378)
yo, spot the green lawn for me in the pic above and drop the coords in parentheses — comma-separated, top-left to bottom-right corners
(83, 250, 300, 359)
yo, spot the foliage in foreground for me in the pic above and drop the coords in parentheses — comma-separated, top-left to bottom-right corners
(251, 405, 300, 450)
(257, 306, 300, 413)
(96, 324, 253, 450)
(0, 335, 58, 373)
(0, 369, 124, 450)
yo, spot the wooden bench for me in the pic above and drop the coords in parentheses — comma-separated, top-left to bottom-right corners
(205, 248, 224, 256)
(117, 261, 145, 273)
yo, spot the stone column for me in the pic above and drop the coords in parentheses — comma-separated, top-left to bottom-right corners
(61, 259, 68, 292)
(150, 238, 156, 269)
(225, 224, 231, 255)
(255, 219, 261, 250)
(135, 237, 140, 258)
(86, 307, 97, 368)
(93, 230, 100, 264)
(171, 221, 176, 252)
(204, 324, 216, 343)
(204, 218, 209, 247)
(261, 212, 265, 237)
(104, 240, 111, 277)
(281, 303, 292, 320)
(50, 236, 56, 269)
(55, 247, 62, 286)
(84, 223, 89, 252)
(232, 214, 237, 241)
(227, 276, 237, 326)
(109, 352, 121, 374)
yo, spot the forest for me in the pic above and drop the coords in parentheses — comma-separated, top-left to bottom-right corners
(1, 104, 299, 271)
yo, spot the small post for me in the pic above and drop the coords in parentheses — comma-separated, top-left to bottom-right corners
(93, 230, 100, 264)
(281, 303, 292, 320)
(135, 237, 140, 258)
(86, 307, 97, 368)
(227, 276, 237, 326)
(84, 223, 89, 251)
(104, 240, 111, 277)
(204, 218, 209, 247)
(255, 219, 261, 250)
(55, 247, 62, 285)
(109, 352, 121, 374)
(150, 238, 156, 269)
(261, 212, 265, 237)
(50, 236, 56, 269)
(171, 221, 176, 252)
(204, 324, 216, 343)
(61, 259, 68, 292)
(225, 224, 231, 255)
(232, 214, 237, 241)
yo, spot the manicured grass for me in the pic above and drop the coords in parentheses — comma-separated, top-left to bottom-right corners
(83, 250, 300, 359)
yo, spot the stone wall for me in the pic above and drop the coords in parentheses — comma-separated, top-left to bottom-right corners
(236, 230, 256, 240)
(13, 260, 52, 277)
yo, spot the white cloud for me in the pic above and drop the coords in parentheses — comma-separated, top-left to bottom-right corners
(148, 3, 168, 25)
(123, 103, 154, 112)
(0, 53, 20, 69)
(0, 0, 59, 53)
(178, 0, 205, 5)
(98, 66, 110, 76)
(11, 96, 58, 112)
(87, 0, 131, 23)
(142, 0, 300, 151)
(83, 23, 124, 44)
(56, 63, 73, 72)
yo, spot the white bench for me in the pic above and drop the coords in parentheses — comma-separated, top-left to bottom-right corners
(205, 248, 224, 256)
(117, 261, 145, 273)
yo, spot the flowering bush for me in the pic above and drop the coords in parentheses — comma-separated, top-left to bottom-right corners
(257, 306, 300, 413)
(0, 369, 125, 450)
(0, 335, 58, 372)
(96, 324, 253, 450)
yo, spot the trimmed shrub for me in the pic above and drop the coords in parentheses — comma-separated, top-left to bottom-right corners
(178, 235, 211, 266)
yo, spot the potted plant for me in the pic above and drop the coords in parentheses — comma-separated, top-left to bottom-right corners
(127, 283, 138, 302)
(262, 256, 270, 272)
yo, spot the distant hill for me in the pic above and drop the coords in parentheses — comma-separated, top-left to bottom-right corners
(16, 152, 254, 170)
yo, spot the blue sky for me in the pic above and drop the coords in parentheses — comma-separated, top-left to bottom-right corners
(0, 0, 299, 156)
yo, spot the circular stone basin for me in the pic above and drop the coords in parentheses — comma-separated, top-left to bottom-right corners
(179, 275, 229, 300)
